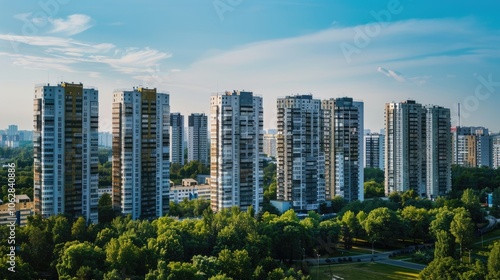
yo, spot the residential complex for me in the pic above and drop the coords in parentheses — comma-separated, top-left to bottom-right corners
(112, 87, 170, 220)
(169, 178, 211, 203)
(33, 82, 99, 222)
(385, 100, 451, 198)
(209, 90, 263, 212)
(188, 113, 208, 165)
(170, 113, 185, 165)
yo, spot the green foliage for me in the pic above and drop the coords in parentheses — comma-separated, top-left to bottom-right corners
(487, 241, 500, 280)
(169, 198, 210, 218)
(364, 180, 385, 198)
(56, 241, 105, 279)
(434, 230, 456, 259)
(450, 208, 474, 257)
(452, 165, 500, 194)
(364, 168, 384, 183)
(363, 207, 401, 245)
(170, 161, 209, 185)
(419, 257, 465, 280)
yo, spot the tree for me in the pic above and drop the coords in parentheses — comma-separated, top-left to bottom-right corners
(419, 257, 464, 280)
(217, 249, 252, 280)
(450, 208, 474, 260)
(106, 237, 141, 277)
(434, 230, 455, 259)
(56, 242, 105, 279)
(429, 207, 455, 237)
(364, 180, 384, 199)
(363, 207, 401, 245)
(487, 241, 500, 280)
(98, 193, 115, 224)
(51, 215, 71, 244)
(400, 206, 430, 243)
(461, 188, 483, 224)
(71, 216, 88, 242)
(490, 188, 500, 217)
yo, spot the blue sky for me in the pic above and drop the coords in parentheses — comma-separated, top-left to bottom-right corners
(1, 0, 499, 132)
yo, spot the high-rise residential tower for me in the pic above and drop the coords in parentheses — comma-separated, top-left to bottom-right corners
(492, 134, 500, 169)
(385, 100, 427, 196)
(277, 95, 325, 210)
(210, 91, 263, 212)
(426, 106, 452, 198)
(323, 97, 364, 202)
(170, 113, 185, 165)
(112, 87, 170, 220)
(33, 82, 99, 222)
(385, 100, 451, 198)
(364, 132, 385, 170)
(188, 113, 208, 165)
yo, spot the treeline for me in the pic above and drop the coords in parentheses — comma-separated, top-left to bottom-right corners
(2, 188, 499, 279)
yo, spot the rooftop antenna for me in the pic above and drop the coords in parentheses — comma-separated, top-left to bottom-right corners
(458, 103, 461, 127)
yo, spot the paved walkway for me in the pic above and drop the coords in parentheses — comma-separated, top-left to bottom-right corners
(376, 258, 427, 270)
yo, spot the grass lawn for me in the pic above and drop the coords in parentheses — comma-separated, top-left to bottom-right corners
(309, 262, 419, 280)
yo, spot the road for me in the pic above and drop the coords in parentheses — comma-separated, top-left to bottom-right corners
(304, 245, 429, 271)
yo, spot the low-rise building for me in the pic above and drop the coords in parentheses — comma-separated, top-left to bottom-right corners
(169, 178, 211, 203)
(0, 194, 34, 226)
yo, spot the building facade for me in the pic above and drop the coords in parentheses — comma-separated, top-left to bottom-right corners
(263, 133, 277, 158)
(492, 134, 500, 169)
(365, 132, 385, 170)
(33, 82, 99, 222)
(210, 91, 263, 212)
(385, 100, 427, 196)
(326, 97, 364, 202)
(188, 113, 208, 165)
(277, 95, 325, 210)
(385, 100, 451, 198)
(112, 87, 170, 220)
(426, 106, 452, 198)
(451, 126, 491, 168)
(170, 113, 185, 165)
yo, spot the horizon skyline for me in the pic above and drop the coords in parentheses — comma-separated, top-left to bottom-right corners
(1, 1, 500, 132)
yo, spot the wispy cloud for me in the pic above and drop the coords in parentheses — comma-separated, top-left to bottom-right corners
(0, 34, 169, 75)
(377, 67, 406, 82)
(49, 14, 93, 36)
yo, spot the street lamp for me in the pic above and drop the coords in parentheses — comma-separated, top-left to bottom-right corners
(372, 240, 376, 255)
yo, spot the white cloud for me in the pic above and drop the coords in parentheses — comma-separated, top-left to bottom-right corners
(49, 14, 93, 36)
(377, 67, 406, 82)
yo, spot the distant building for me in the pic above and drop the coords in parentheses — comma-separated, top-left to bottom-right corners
(451, 126, 491, 168)
(98, 132, 112, 147)
(33, 82, 99, 223)
(263, 133, 277, 158)
(112, 87, 170, 220)
(210, 90, 263, 212)
(365, 132, 384, 170)
(188, 113, 208, 165)
(0, 195, 34, 227)
(170, 113, 185, 165)
(97, 187, 112, 199)
(169, 178, 211, 203)
(493, 135, 500, 169)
